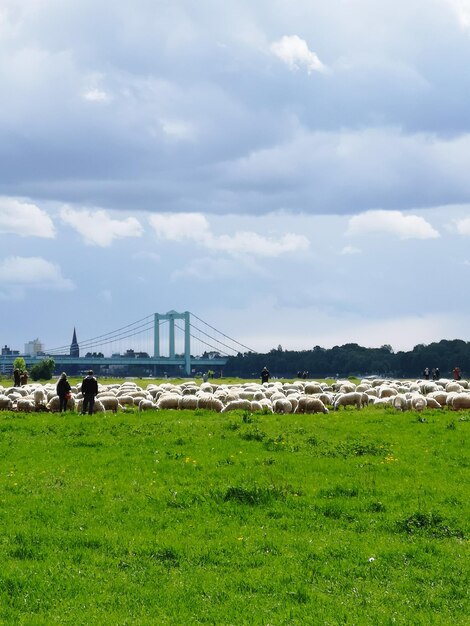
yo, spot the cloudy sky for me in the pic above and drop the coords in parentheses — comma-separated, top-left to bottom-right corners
(2, 0, 470, 357)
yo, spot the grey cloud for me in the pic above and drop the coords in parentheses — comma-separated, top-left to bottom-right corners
(1, 1, 470, 215)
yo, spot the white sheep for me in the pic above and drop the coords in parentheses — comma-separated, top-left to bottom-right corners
(139, 399, 155, 411)
(93, 400, 105, 413)
(334, 392, 369, 410)
(425, 397, 442, 409)
(33, 388, 48, 409)
(450, 393, 470, 410)
(156, 394, 181, 410)
(220, 399, 252, 413)
(0, 395, 13, 410)
(99, 396, 120, 413)
(47, 396, 61, 413)
(16, 397, 35, 412)
(178, 395, 199, 410)
(296, 396, 329, 414)
(273, 398, 293, 414)
(304, 382, 324, 394)
(197, 395, 224, 412)
(117, 395, 136, 407)
(392, 395, 408, 411)
(445, 382, 464, 393)
(378, 386, 398, 399)
(409, 394, 426, 412)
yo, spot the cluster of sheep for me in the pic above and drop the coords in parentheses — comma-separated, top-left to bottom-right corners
(0, 376, 470, 415)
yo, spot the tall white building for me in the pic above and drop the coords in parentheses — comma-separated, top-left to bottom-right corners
(24, 338, 44, 356)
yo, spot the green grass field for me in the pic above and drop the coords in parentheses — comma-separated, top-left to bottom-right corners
(0, 404, 468, 625)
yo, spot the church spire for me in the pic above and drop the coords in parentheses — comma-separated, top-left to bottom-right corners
(70, 327, 79, 357)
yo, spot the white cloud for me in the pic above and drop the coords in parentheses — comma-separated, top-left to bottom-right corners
(0, 256, 74, 297)
(340, 245, 361, 255)
(161, 118, 196, 140)
(446, 0, 470, 30)
(347, 210, 440, 239)
(270, 35, 327, 74)
(60, 206, 143, 246)
(148, 212, 310, 258)
(0, 197, 55, 238)
(454, 216, 470, 234)
(208, 231, 309, 257)
(148, 213, 211, 242)
(82, 72, 112, 102)
(83, 88, 110, 102)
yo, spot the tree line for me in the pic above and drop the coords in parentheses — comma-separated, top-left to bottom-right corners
(223, 339, 470, 379)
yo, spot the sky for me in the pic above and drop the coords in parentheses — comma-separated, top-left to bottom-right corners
(2, 0, 470, 357)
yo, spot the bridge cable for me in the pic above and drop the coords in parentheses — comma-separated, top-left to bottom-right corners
(189, 312, 256, 353)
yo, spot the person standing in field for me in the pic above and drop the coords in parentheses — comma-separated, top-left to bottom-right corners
(56, 372, 72, 413)
(81, 369, 98, 415)
(20, 370, 28, 386)
(13, 368, 21, 387)
(261, 367, 270, 384)
(453, 366, 461, 381)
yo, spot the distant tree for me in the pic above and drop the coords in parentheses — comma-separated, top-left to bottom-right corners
(13, 357, 26, 371)
(30, 358, 55, 381)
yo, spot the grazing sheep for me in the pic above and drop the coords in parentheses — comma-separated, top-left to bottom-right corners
(47, 396, 61, 413)
(296, 396, 329, 414)
(409, 395, 426, 411)
(139, 399, 155, 411)
(93, 400, 105, 414)
(273, 398, 293, 414)
(117, 395, 136, 408)
(33, 388, 48, 409)
(445, 382, 464, 393)
(378, 386, 398, 399)
(197, 395, 224, 412)
(392, 395, 408, 411)
(157, 394, 182, 410)
(316, 392, 334, 407)
(450, 393, 470, 410)
(338, 383, 356, 394)
(0, 395, 13, 410)
(220, 399, 252, 413)
(425, 397, 442, 409)
(16, 398, 35, 413)
(304, 382, 324, 395)
(427, 391, 448, 407)
(334, 392, 369, 410)
(370, 397, 393, 406)
(178, 395, 199, 410)
(99, 396, 120, 413)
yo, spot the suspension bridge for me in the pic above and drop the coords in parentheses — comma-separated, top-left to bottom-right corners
(1, 311, 256, 376)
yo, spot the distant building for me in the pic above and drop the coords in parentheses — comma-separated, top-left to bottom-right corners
(70, 327, 79, 357)
(24, 338, 44, 356)
(1, 345, 19, 356)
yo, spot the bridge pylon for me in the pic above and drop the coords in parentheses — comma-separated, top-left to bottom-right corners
(154, 311, 191, 375)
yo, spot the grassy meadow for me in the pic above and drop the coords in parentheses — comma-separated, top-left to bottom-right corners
(0, 401, 468, 625)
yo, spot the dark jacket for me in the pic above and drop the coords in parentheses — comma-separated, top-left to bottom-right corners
(81, 375, 98, 396)
(57, 378, 72, 397)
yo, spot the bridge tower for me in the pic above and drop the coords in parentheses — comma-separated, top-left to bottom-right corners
(154, 311, 191, 375)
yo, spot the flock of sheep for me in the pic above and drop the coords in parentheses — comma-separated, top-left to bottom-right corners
(1, 376, 470, 414)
